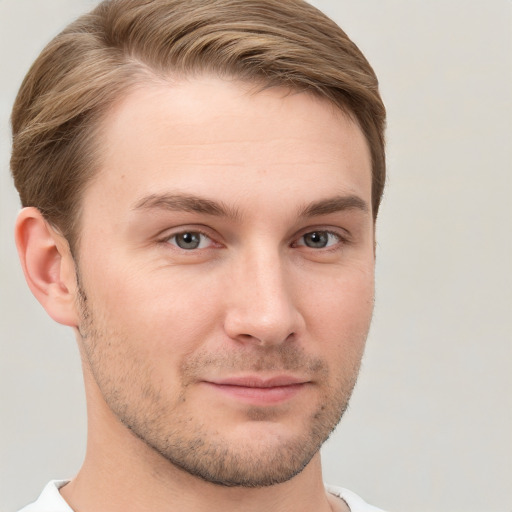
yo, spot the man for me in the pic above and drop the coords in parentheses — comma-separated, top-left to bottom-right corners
(11, 0, 386, 511)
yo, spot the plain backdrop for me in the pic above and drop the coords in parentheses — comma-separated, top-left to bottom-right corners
(1, 1, 511, 511)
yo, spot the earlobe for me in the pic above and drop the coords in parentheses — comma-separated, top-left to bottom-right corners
(15, 207, 79, 327)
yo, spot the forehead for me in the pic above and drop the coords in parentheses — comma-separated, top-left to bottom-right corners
(84, 76, 372, 217)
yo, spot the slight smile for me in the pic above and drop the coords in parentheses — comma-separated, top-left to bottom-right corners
(203, 376, 310, 405)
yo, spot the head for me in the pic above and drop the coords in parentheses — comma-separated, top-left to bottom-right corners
(12, 0, 385, 489)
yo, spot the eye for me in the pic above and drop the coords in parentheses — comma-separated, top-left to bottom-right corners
(296, 231, 341, 249)
(167, 231, 212, 250)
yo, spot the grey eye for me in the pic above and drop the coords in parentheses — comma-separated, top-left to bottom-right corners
(298, 231, 341, 249)
(174, 232, 202, 250)
(303, 231, 329, 248)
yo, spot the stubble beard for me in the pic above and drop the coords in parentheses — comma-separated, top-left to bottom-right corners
(76, 281, 363, 488)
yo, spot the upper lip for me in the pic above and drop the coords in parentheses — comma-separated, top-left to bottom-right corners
(206, 375, 309, 388)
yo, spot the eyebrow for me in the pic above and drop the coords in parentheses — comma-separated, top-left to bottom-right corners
(132, 193, 241, 220)
(132, 192, 369, 219)
(298, 195, 369, 217)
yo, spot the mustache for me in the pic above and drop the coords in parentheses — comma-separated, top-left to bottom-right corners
(180, 344, 328, 378)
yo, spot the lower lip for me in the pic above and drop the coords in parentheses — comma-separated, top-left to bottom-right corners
(204, 382, 306, 405)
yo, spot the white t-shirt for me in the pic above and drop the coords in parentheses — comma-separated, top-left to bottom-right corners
(18, 480, 386, 512)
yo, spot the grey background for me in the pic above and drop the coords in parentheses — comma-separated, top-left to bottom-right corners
(1, 1, 511, 511)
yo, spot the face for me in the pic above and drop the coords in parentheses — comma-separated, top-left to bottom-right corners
(74, 77, 375, 487)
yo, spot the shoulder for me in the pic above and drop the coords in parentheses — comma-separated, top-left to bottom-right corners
(17, 481, 72, 512)
(326, 484, 388, 512)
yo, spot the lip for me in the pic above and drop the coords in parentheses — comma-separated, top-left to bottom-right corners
(203, 375, 309, 405)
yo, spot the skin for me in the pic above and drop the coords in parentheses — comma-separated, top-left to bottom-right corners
(16, 76, 375, 512)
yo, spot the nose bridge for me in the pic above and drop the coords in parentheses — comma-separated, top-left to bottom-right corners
(224, 243, 302, 345)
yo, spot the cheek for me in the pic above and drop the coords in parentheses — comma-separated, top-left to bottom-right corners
(302, 258, 374, 312)
(83, 258, 223, 355)
(300, 262, 374, 351)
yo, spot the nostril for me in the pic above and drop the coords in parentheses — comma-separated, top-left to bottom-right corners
(224, 315, 299, 346)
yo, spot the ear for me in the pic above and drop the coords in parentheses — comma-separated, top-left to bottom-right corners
(15, 207, 79, 327)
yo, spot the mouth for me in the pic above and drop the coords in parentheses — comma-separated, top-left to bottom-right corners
(203, 375, 310, 405)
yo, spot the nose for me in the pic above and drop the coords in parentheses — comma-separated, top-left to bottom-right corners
(223, 248, 304, 346)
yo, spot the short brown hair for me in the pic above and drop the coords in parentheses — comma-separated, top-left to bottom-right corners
(11, 0, 386, 251)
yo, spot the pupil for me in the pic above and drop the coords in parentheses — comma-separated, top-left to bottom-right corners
(305, 231, 328, 248)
